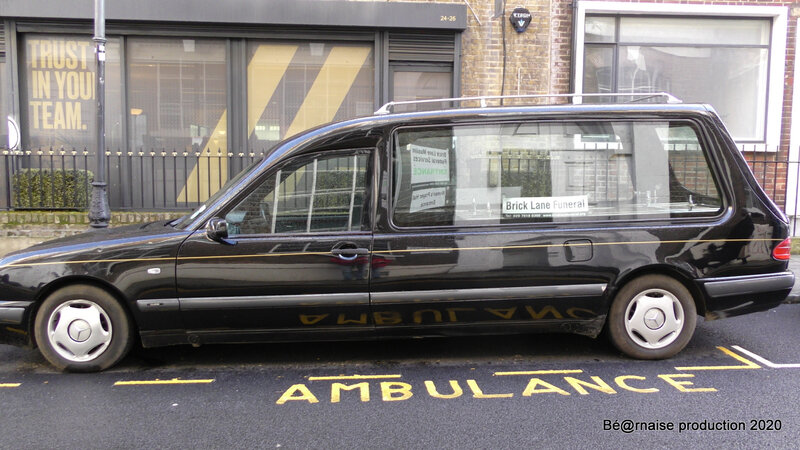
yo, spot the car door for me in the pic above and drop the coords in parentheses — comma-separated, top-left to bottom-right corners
(369, 122, 611, 338)
(176, 149, 374, 339)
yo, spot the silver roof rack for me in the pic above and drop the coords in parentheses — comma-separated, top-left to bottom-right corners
(374, 92, 683, 115)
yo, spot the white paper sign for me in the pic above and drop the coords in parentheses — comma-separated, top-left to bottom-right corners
(410, 187, 447, 213)
(409, 144, 449, 184)
(502, 195, 588, 215)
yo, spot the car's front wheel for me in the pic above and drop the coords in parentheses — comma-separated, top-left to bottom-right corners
(34, 284, 133, 372)
(607, 274, 697, 359)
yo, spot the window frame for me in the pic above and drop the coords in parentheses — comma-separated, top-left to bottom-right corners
(387, 118, 730, 231)
(572, 1, 788, 149)
(388, 62, 454, 102)
(582, 14, 771, 143)
(218, 147, 374, 239)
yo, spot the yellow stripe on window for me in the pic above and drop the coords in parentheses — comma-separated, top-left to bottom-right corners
(284, 46, 372, 137)
(179, 45, 299, 203)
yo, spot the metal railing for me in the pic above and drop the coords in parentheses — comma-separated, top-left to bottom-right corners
(1, 148, 268, 211)
(1, 146, 799, 235)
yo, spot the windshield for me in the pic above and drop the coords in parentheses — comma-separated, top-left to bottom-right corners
(171, 158, 263, 229)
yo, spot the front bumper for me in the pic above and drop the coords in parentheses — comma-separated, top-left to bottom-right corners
(698, 272, 795, 320)
(0, 301, 33, 346)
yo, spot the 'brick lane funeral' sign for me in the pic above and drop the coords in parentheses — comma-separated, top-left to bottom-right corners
(409, 144, 450, 185)
(503, 196, 589, 216)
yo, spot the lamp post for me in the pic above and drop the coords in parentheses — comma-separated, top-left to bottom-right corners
(88, 0, 110, 229)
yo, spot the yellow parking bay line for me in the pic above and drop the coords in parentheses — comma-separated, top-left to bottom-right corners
(675, 346, 760, 371)
(114, 378, 215, 386)
(494, 370, 584, 376)
(308, 374, 402, 381)
(0, 383, 21, 388)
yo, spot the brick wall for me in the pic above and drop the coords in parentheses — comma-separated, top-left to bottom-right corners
(459, 1, 555, 101)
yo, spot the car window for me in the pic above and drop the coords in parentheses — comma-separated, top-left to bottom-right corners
(226, 152, 369, 236)
(392, 121, 722, 227)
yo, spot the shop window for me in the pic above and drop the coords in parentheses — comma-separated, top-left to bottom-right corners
(21, 34, 123, 151)
(246, 42, 374, 153)
(390, 64, 453, 110)
(127, 38, 227, 153)
(582, 16, 770, 142)
(0, 55, 6, 148)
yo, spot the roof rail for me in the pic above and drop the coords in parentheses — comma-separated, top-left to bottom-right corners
(374, 92, 683, 115)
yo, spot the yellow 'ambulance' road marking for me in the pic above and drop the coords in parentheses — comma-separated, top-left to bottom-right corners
(731, 345, 800, 369)
(493, 369, 584, 376)
(0, 383, 21, 388)
(114, 378, 215, 386)
(308, 374, 402, 381)
(674, 346, 760, 371)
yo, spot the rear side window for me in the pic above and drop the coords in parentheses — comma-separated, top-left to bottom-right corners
(392, 121, 722, 227)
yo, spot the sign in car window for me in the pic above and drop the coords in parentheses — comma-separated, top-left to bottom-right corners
(502, 195, 589, 216)
(410, 187, 447, 213)
(409, 144, 450, 185)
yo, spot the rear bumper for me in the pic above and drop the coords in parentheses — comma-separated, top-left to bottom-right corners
(699, 272, 794, 320)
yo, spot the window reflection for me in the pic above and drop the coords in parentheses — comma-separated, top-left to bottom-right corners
(226, 153, 368, 236)
(127, 38, 227, 153)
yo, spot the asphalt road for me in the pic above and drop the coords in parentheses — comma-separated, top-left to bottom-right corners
(1, 300, 800, 448)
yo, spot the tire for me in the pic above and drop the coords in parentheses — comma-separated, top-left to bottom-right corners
(606, 274, 697, 360)
(34, 284, 133, 372)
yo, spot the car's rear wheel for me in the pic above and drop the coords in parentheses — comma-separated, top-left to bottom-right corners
(34, 284, 133, 372)
(607, 274, 697, 359)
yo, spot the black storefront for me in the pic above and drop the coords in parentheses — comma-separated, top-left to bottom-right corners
(0, 0, 466, 210)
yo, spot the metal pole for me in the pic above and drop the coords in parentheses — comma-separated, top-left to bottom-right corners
(89, 0, 110, 228)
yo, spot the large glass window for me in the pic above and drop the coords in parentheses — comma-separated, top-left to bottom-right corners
(392, 121, 722, 227)
(22, 34, 123, 151)
(390, 65, 453, 111)
(127, 38, 227, 152)
(582, 16, 770, 142)
(225, 152, 369, 236)
(246, 42, 374, 153)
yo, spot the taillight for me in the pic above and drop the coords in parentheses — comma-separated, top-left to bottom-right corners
(772, 237, 792, 260)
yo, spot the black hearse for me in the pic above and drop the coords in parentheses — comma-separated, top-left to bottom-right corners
(0, 94, 794, 371)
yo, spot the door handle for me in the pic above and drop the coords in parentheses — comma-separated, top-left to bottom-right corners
(331, 247, 370, 261)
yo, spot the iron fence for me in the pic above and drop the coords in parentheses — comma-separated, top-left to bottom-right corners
(1, 146, 799, 235)
(0, 148, 267, 211)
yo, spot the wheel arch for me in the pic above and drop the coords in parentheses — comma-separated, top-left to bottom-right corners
(28, 276, 137, 348)
(609, 265, 707, 317)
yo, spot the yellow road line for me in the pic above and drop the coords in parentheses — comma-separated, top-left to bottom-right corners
(0, 383, 21, 388)
(114, 378, 215, 386)
(308, 374, 402, 381)
(494, 369, 584, 376)
(675, 346, 760, 371)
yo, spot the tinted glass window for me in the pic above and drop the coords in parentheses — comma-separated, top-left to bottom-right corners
(392, 121, 721, 227)
(246, 42, 374, 153)
(226, 153, 368, 236)
(582, 16, 770, 141)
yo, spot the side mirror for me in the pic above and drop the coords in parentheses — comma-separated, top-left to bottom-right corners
(205, 218, 235, 245)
